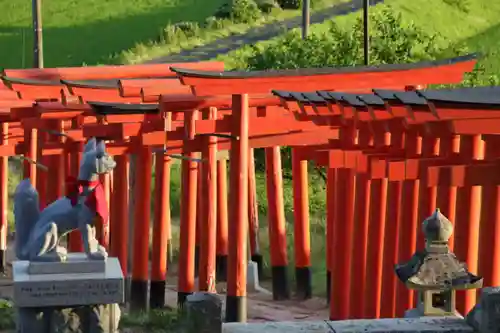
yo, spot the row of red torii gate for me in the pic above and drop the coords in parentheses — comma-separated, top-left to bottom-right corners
(0, 54, 497, 322)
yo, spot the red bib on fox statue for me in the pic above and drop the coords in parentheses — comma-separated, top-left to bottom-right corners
(65, 176, 109, 226)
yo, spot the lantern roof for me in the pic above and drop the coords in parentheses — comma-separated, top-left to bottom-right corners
(395, 209, 483, 291)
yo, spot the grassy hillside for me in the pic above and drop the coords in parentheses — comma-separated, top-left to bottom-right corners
(219, 0, 500, 79)
(0, 0, 349, 68)
(0, 0, 225, 68)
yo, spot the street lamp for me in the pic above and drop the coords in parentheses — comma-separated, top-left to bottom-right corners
(32, 0, 43, 68)
(363, 0, 369, 65)
(302, 0, 310, 39)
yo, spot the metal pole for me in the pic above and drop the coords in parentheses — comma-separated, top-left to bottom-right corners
(363, 0, 370, 65)
(302, 0, 310, 40)
(32, 0, 43, 68)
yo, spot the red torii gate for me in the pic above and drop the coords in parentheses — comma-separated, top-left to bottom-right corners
(0, 55, 478, 323)
(270, 85, 500, 320)
(0, 60, 223, 281)
(169, 54, 477, 322)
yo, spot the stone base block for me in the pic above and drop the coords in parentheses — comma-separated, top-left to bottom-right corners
(28, 253, 106, 275)
(13, 257, 124, 307)
(247, 261, 259, 292)
(16, 303, 121, 333)
(405, 308, 463, 319)
(223, 317, 474, 333)
(247, 261, 271, 295)
(466, 287, 500, 333)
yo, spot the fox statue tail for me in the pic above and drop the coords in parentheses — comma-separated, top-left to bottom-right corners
(14, 179, 40, 260)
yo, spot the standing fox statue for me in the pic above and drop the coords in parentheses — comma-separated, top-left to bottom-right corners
(14, 137, 116, 262)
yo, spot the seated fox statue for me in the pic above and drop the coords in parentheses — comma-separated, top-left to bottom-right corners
(14, 137, 117, 262)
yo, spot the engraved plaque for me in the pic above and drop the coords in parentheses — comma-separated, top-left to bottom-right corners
(13, 257, 124, 307)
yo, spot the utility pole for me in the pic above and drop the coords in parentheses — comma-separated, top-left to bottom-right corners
(363, 0, 370, 65)
(32, 0, 44, 68)
(302, 0, 310, 40)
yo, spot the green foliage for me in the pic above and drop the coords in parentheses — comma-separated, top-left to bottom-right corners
(214, 0, 262, 23)
(246, 6, 446, 70)
(0, 299, 15, 330)
(173, 22, 201, 38)
(256, 0, 282, 13)
(443, 0, 470, 12)
(277, 0, 302, 9)
(159, 21, 201, 43)
(203, 16, 229, 29)
(273, 0, 324, 10)
(120, 309, 179, 332)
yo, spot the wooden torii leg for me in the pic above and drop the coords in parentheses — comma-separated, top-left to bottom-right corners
(68, 140, 84, 252)
(226, 94, 250, 323)
(292, 148, 312, 300)
(98, 173, 111, 249)
(178, 110, 199, 307)
(110, 154, 129, 277)
(350, 163, 371, 318)
(23, 126, 38, 184)
(326, 166, 336, 304)
(454, 135, 483, 315)
(216, 159, 229, 281)
(195, 165, 202, 278)
(0, 123, 8, 274)
(395, 167, 420, 316)
(435, 135, 460, 251)
(130, 146, 153, 311)
(37, 130, 48, 209)
(332, 166, 355, 320)
(266, 146, 290, 301)
(479, 137, 500, 288)
(150, 152, 171, 308)
(394, 134, 420, 317)
(381, 178, 402, 318)
(416, 137, 439, 251)
(199, 108, 218, 292)
(364, 162, 388, 319)
(248, 148, 263, 278)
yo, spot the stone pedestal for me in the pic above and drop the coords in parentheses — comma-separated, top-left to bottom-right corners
(247, 261, 260, 292)
(13, 254, 124, 333)
(405, 308, 463, 319)
(466, 287, 500, 333)
(247, 261, 271, 295)
(183, 292, 222, 333)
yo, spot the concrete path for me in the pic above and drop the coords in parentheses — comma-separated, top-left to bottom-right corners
(147, 0, 384, 64)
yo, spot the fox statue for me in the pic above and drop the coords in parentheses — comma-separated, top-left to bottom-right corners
(14, 137, 117, 262)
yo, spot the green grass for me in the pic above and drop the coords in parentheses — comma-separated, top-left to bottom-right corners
(0, 0, 225, 68)
(120, 0, 348, 64)
(0, 0, 348, 68)
(120, 309, 179, 333)
(217, 0, 500, 77)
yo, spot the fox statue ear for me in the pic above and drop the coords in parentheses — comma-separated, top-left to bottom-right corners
(84, 138, 97, 153)
(96, 139, 106, 154)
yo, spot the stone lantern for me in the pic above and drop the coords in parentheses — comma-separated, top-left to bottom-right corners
(394, 209, 483, 318)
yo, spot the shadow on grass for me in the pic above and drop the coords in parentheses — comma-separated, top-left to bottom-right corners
(458, 22, 500, 75)
(149, 0, 385, 63)
(120, 308, 179, 333)
(0, 0, 224, 69)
